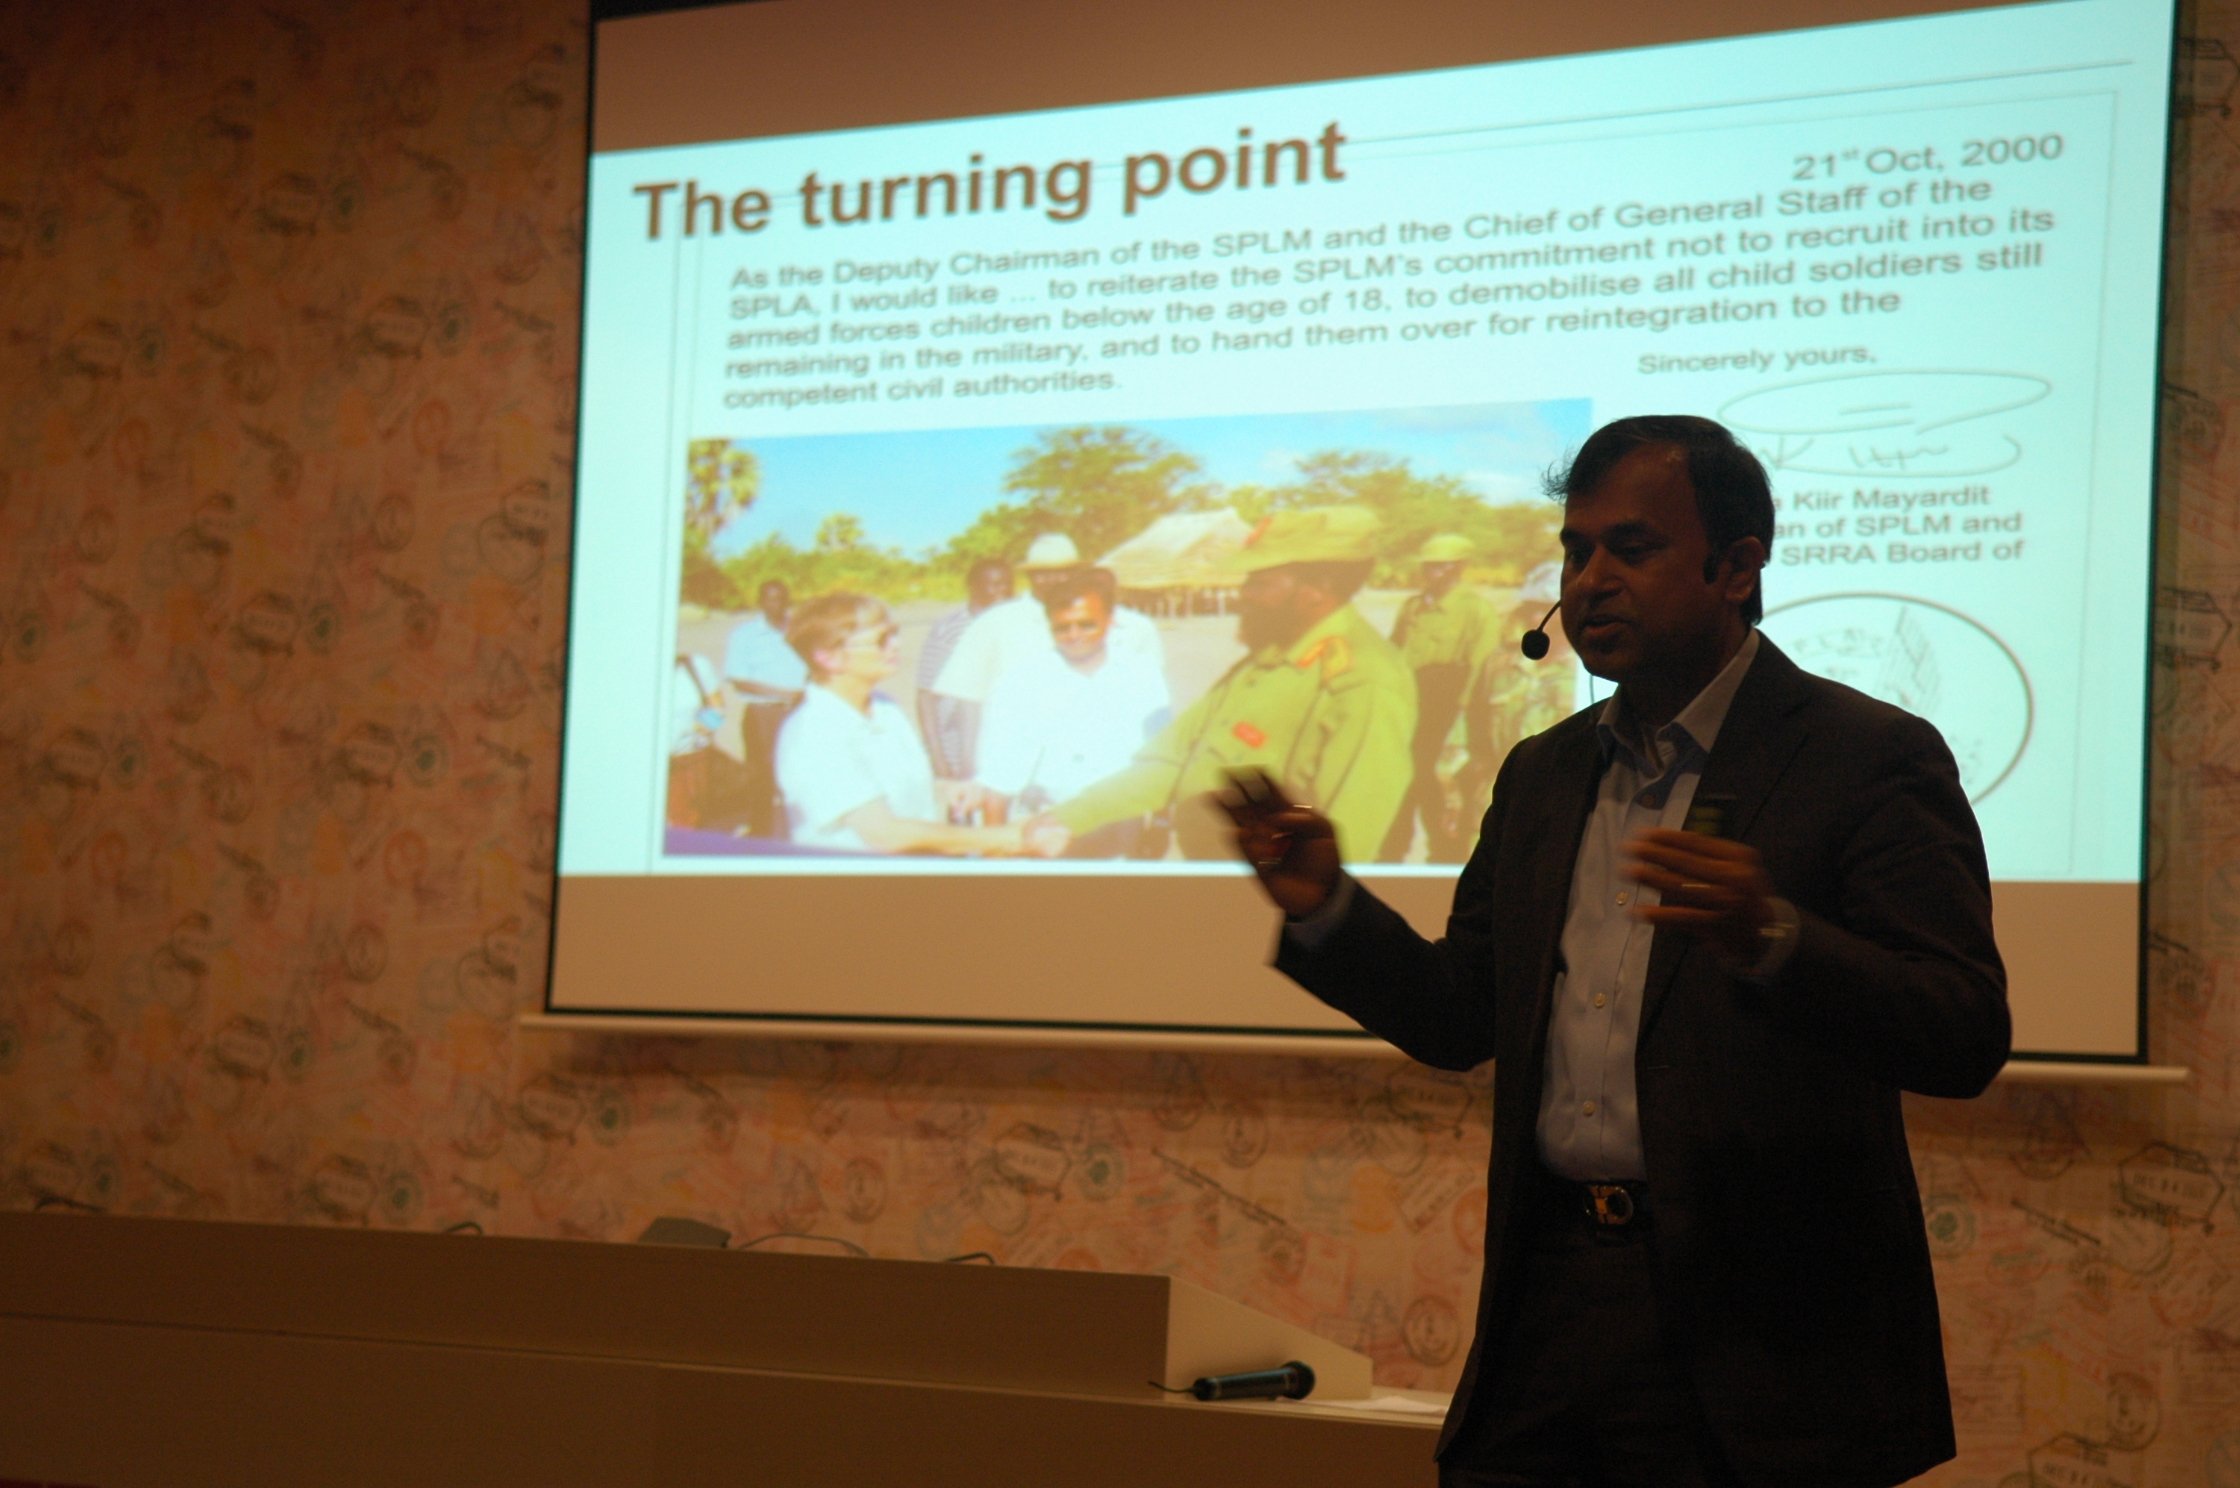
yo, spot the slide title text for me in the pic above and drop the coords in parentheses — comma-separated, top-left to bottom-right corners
(633, 123, 1349, 237)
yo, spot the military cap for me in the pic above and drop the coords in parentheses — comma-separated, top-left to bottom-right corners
(1418, 532, 1474, 564)
(1232, 506, 1382, 573)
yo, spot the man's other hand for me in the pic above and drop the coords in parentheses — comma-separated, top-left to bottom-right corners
(1623, 828, 1777, 962)
(1211, 772, 1342, 919)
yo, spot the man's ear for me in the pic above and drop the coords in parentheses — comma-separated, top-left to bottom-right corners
(1715, 538, 1767, 606)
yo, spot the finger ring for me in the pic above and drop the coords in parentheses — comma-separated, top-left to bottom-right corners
(1680, 881, 1710, 892)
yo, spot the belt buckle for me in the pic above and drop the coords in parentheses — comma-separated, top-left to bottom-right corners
(1585, 1183, 1636, 1227)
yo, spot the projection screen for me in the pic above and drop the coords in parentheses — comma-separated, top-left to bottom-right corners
(554, 0, 2173, 1058)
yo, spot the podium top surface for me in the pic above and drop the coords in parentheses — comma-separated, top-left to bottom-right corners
(0, 1211, 1373, 1405)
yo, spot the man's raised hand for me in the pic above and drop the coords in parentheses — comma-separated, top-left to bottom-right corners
(1623, 828, 1779, 963)
(1211, 769, 1343, 919)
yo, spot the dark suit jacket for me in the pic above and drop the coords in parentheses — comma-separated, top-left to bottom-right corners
(1275, 638, 2009, 1488)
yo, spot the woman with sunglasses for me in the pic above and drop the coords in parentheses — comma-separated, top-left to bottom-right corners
(776, 592, 1055, 855)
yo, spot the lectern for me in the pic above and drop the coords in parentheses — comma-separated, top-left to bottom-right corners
(0, 1212, 1442, 1486)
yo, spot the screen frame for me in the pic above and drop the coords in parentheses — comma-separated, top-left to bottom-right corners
(546, 0, 2182, 1063)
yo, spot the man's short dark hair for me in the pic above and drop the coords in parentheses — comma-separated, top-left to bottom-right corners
(1036, 567, 1117, 616)
(1545, 415, 1776, 624)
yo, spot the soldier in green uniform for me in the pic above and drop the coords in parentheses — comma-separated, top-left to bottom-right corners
(1454, 560, 1576, 846)
(1043, 507, 1417, 861)
(1379, 533, 1502, 863)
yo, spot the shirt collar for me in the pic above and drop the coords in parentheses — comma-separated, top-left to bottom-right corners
(803, 682, 852, 718)
(1595, 628, 1762, 773)
(805, 681, 892, 721)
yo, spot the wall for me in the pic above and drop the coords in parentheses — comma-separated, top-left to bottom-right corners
(0, 1, 2234, 1480)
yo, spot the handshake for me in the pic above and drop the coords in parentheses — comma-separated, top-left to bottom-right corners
(934, 780, 1072, 858)
(1017, 814, 1072, 857)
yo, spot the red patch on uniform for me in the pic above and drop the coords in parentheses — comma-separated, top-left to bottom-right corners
(1233, 722, 1266, 748)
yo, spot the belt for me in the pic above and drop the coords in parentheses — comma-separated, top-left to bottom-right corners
(1545, 1176, 1654, 1232)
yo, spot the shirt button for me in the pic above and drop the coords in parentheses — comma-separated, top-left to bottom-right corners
(1583, 1100, 1598, 1116)
(1615, 892, 1628, 906)
(1593, 993, 1607, 1009)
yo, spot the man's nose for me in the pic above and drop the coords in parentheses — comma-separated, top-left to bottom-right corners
(1572, 550, 1621, 592)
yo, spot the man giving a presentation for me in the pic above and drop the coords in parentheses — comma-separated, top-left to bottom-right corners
(1220, 415, 2010, 1488)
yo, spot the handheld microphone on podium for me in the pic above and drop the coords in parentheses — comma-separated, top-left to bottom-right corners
(1190, 1361, 1316, 1401)
(1519, 601, 1561, 661)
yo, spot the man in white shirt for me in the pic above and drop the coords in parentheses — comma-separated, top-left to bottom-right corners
(931, 534, 1165, 715)
(723, 579, 810, 698)
(975, 571, 1170, 855)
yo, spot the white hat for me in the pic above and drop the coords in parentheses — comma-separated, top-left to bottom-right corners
(1019, 533, 1084, 570)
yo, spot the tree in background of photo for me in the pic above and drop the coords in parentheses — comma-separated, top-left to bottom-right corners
(685, 435, 929, 608)
(713, 512, 930, 606)
(943, 426, 1219, 572)
(682, 426, 1565, 614)
(1231, 450, 1561, 588)
(680, 438, 760, 606)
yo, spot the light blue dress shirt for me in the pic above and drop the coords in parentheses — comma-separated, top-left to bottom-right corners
(1287, 630, 1792, 1183)
(1534, 630, 1760, 1180)
(722, 614, 809, 692)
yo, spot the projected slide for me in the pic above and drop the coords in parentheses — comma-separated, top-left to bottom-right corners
(661, 404, 1586, 866)
(556, 0, 2169, 1051)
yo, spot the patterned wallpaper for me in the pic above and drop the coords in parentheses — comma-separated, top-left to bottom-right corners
(0, 1, 2235, 1480)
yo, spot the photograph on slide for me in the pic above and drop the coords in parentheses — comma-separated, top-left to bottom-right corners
(663, 398, 1589, 867)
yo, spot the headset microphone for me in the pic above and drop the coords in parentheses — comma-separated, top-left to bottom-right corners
(1519, 601, 1561, 661)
